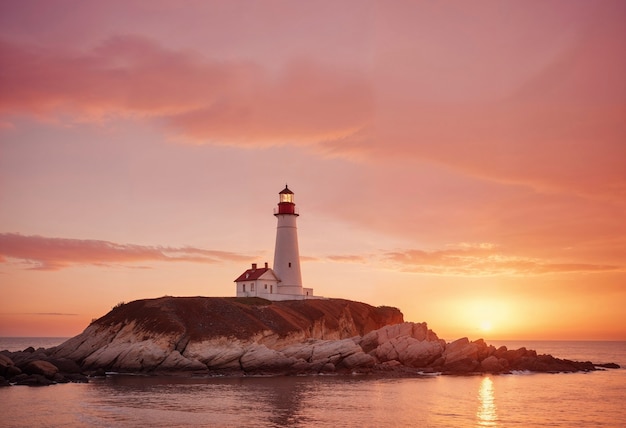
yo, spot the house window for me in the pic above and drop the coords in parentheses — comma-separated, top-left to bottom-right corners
(251, 283, 255, 291)
(242, 284, 246, 292)
(288, 262, 292, 267)
(270, 285, 273, 293)
(264, 284, 267, 289)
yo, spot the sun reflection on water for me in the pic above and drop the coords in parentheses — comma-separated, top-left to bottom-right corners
(477, 376, 498, 427)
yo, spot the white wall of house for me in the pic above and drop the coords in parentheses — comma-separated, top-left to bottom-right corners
(236, 271, 280, 298)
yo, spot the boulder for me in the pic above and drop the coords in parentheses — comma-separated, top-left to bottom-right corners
(442, 357, 480, 373)
(442, 338, 478, 365)
(310, 339, 361, 365)
(5, 365, 22, 379)
(340, 351, 376, 369)
(47, 358, 82, 374)
(400, 339, 445, 367)
(0, 354, 15, 377)
(281, 340, 316, 361)
(240, 344, 297, 372)
(8, 349, 49, 367)
(184, 339, 246, 369)
(597, 363, 620, 369)
(157, 351, 207, 371)
(473, 339, 492, 361)
(480, 355, 508, 373)
(362, 321, 445, 369)
(23, 360, 59, 379)
(360, 322, 437, 352)
(13, 373, 54, 386)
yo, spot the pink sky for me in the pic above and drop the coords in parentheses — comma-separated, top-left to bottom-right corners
(1, 0, 625, 340)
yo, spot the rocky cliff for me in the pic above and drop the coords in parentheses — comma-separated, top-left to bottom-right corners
(0, 296, 619, 385)
(51, 297, 403, 373)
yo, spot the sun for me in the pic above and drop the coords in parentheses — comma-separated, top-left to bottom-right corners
(480, 320, 493, 332)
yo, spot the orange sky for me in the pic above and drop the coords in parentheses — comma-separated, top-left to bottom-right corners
(1, 0, 625, 340)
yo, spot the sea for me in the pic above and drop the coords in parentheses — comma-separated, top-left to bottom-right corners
(1, 338, 625, 427)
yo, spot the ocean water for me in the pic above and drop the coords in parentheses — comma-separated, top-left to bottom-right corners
(1, 339, 624, 427)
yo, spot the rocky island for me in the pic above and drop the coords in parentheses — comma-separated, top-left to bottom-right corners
(0, 296, 620, 386)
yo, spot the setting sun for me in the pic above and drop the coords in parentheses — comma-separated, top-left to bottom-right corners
(480, 321, 493, 332)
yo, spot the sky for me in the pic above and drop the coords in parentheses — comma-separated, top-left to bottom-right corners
(1, 0, 625, 341)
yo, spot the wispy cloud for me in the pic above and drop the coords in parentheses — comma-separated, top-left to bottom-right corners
(382, 246, 622, 276)
(318, 243, 622, 276)
(0, 36, 372, 146)
(4, 312, 81, 316)
(327, 254, 369, 263)
(1, 25, 624, 197)
(0, 233, 250, 271)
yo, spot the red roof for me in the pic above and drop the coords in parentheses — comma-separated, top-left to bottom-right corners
(279, 185, 293, 194)
(233, 266, 278, 282)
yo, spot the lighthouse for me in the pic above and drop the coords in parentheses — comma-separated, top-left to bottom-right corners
(234, 185, 314, 300)
(273, 185, 303, 294)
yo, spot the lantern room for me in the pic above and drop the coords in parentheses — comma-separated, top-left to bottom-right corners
(275, 185, 298, 216)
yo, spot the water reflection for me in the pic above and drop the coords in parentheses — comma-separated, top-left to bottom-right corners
(477, 377, 498, 427)
(95, 375, 310, 426)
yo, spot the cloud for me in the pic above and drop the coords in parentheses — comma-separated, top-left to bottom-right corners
(1, 3, 624, 198)
(382, 246, 622, 276)
(327, 254, 369, 263)
(17, 313, 80, 316)
(0, 36, 372, 145)
(0, 233, 250, 271)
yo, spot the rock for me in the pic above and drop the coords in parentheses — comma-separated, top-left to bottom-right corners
(22, 296, 615, 378)
(360, 322, 437, 353)
(474, 339, 492, 361)
(8, 349, 47, 367)
(597, 363, 620, 369)
(310, 339, 361, 365)
(23, 360, 59, 379)
(91, 368, 107, 377)
(47, 358, 82, 374)
(480, 355, 508, 373)
(64, 373, 89, 383)
(281, 340, 316, 361)
(157, 351, 207, 371)
(5, 365, 22, 379)
(320, 363, 336, 373)
(53, 373, 70, 383)
(13, 373, 54, 386)
(240, 344, 296, 372)
(443, 357, 480, 373)
(440, 338, 484, 373)
(340, 351, 376, 369)
(50, 296, 402, 375)
(442, 338, 478, 365)
(0, 353, 14, 366)
(402, 339, 445, 367)
(185, 339, 246, 369)
(502, 347, 529, 363)
(361, 322, 445, 369)
(0, 353, 15, 377)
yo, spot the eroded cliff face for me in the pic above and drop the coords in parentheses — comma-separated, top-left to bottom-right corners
(51, 297, 404, 372)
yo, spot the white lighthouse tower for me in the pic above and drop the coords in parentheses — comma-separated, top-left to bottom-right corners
(234, 185, 314, 300)
(273, 185, 303, 294)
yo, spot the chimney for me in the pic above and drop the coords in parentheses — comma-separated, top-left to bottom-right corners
(264, 262, 268, 268)
(252, 263, 257, 270)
